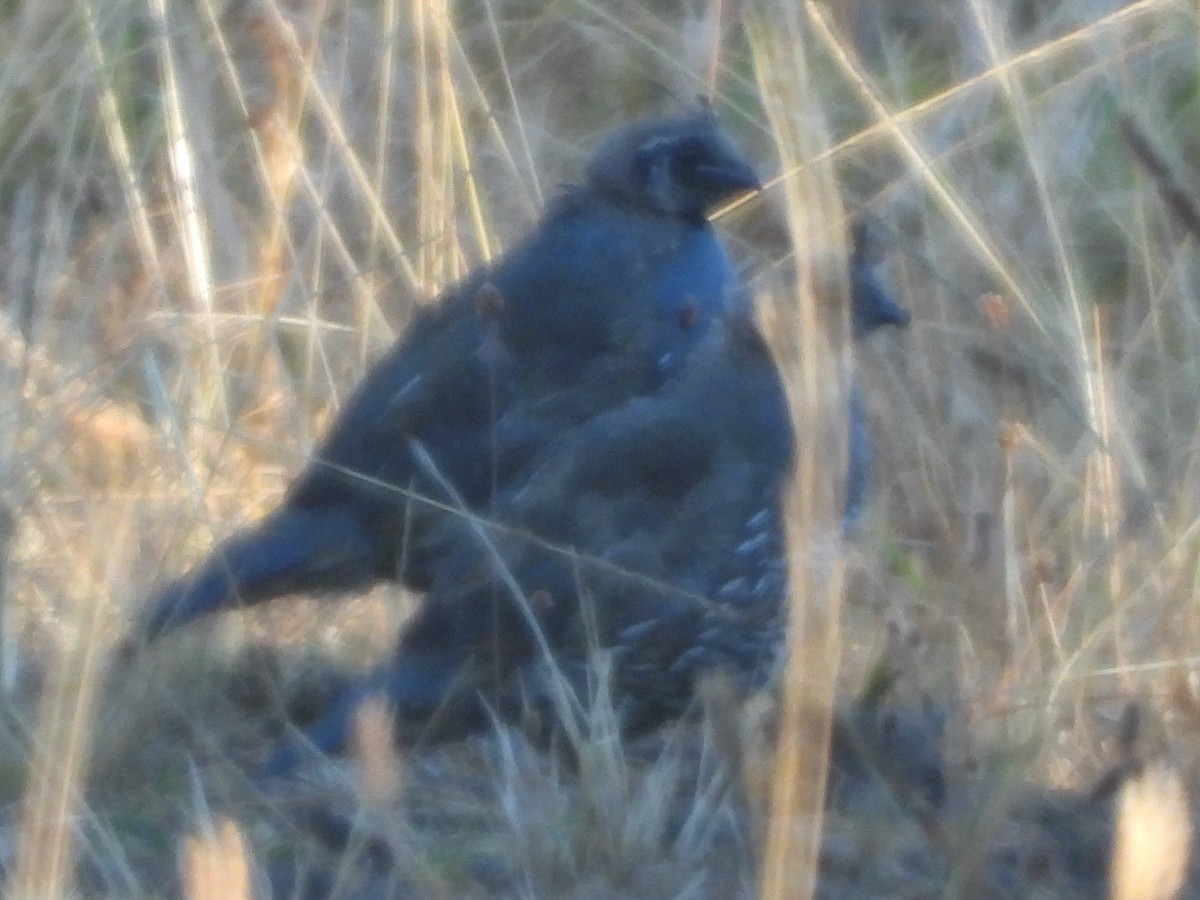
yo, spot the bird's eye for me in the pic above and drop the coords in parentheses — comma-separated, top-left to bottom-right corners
(636, 135, 708, 182)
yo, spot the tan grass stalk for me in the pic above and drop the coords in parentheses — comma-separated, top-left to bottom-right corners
(238, 9, 304, 421)
(1110, 763, 1192, 900)
(966, 0, 1115, 514)
(370, 0, 401, 258)
(566, 0, 722, 102)
(748, 9, 849, 898)
(9, 518, 125, 897)
(806, 0, 1037, 341)
(1000, 425, 1024, 652)
(146, 0, 228, 425)
(442, 48, 493, 267)
(195, 0, 394, 359)
(352, 696, 403, 807)
(408, 0, 494, 286)
(256, 1, 420, 292)
(181, 818, 252, 900)
(82, 1, 168, 297)
(742, 0, 1179, 346)
(245, 11, 303, 324)
(444, 26, 540, 223)
(413, 0, 437, 292)
(0, 504, 12, 697)
(481, 0, 543, 209)
(358, 0, 404, 363)
(786, 0, 1180, 173)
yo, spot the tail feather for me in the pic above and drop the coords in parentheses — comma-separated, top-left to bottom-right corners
(138, 506, 379, 642)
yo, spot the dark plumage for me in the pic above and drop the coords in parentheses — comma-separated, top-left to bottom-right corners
(829, 699, 946, 813)
(259, 243, 909, 775)
(260, 309, 787, 774)
(844, 227, 911, 530)
(134, 110, 759, 643)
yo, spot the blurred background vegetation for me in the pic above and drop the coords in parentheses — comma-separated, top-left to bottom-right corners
(1, 0, 1199, 896)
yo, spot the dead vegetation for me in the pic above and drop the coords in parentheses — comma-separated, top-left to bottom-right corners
(2, 0, 1200, 897)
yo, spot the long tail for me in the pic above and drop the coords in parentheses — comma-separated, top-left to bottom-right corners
(136, 506, 379, 642)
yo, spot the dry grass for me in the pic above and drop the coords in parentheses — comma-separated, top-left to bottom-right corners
(2, 0, 1200, 896)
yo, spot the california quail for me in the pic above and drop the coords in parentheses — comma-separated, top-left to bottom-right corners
(135, 109, 760, 643)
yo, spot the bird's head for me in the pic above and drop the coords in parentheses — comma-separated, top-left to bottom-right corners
(586, 108, 761, 222)
(850, 220, 910, 339)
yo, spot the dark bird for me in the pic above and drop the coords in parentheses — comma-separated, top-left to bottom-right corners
(259, 307, 788, 774)
(259, 238, 909, 776)
(134, 109, 760, 644)
(844, 222, 911, 531)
